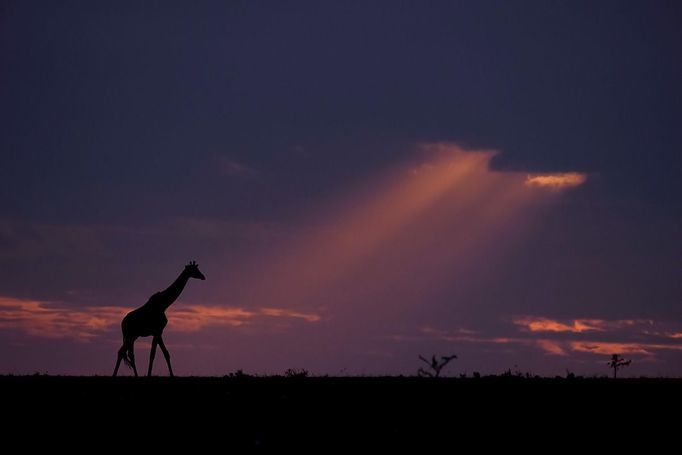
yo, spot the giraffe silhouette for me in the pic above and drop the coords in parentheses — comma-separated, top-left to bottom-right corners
(113, 260, 206, 377)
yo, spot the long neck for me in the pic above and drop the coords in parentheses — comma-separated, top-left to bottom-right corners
(159, 270, 190, 311)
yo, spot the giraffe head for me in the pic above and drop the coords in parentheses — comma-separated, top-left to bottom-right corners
(185, 260, 206, 280)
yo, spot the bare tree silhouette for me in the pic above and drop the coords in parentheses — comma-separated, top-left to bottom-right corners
(417, 354, 458, 377)
(607, 354, 631, 378)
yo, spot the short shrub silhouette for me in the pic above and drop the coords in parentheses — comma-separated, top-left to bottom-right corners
(417, 354, 457, 377)
(501, 364, 526, 378)
(284, 368, 309, 378)
(226, 369, 251, 378)
(607, 354, 631, 378)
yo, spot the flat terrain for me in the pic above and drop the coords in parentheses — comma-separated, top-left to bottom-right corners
(3, 375, 679, 448)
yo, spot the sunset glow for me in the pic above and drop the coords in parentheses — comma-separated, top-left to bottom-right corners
(1, 2, 680, 380)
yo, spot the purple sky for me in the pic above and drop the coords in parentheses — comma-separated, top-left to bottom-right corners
(0, 1, 680, 377)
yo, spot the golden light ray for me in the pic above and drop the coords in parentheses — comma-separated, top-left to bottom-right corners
(223, 143, 585, 316)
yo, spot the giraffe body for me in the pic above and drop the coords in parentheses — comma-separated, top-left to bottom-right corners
(122, 293, 168, 337)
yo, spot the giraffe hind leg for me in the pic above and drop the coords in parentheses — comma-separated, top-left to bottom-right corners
(114, 339, 138, 377)
(113, 344, 127, 377)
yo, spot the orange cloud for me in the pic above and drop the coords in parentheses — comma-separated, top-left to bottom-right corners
(536, 339, 568, 356)
(525, 172, 586, 189)
(260, 308, 321, 323)
(568, 341, 682, 355)
(514, 317, 601, 333)
(420, 318, 682, 358)
(513, 317, 647, 333)
(0, 296, 321, 341)
(0, 296, 124, 341)
(419, 326, 569, 356)
(169, 305, 321, 331)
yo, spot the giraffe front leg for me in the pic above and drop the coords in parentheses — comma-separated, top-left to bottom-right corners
(157, 336, 174, 377)
(148, 337, 159, 377)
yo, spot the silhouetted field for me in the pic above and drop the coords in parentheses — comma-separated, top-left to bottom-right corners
(3, 375, 678, 448)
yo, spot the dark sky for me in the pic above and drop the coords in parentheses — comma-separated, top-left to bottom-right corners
(1, 1, 680, 376)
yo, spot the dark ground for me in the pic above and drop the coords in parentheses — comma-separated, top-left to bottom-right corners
(2, 375, 679, 449)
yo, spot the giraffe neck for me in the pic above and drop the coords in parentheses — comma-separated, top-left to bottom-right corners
(158, 270, 190, 312)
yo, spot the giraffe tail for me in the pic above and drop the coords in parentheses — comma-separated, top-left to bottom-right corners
(118, 344, 133, 370)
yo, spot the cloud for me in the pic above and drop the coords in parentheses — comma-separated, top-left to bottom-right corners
(419, 316, 682, 358)
(217, 157, 258, 177)
(0, 296, 125, 342)
(259, 308, 321, 323)
(513, 317, 646, 333)
(536, 339, 568, 356)
(418, 326, 569, 356)
(569, 341, 682, 355)
(0, 296, 321, 342)
(525, 172, 586, 189)
(169, 305, 322, 331)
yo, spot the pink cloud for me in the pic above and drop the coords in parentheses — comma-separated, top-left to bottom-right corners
(419, 316, 682, 358)
(568, 341, 682, 355)
(169, 305, 322, 331)
(536, 339, 568, 356)
(513, 317, 648, 333)
(0, 296, 125, 342)
(0, 296, 321, 342)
